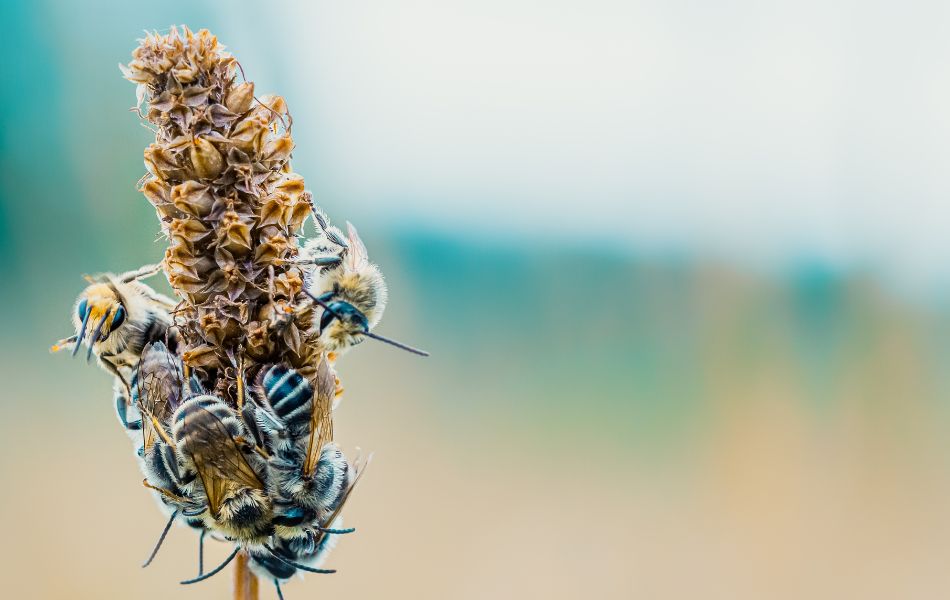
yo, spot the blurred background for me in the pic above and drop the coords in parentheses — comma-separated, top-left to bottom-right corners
(3, 1, 950, 598)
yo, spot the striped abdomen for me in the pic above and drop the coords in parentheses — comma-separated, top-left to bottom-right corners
(262, 364, 313, 436)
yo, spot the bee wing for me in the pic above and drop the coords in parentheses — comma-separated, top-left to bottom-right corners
(302, 357, 336, 478)
(311, 207, 348, 249)
(345, 222, 369, 271)
(315, 452, 372, 546)
(179, 403, 264, 514)
(137, 345, 183, 451)
(138, 371, 160, 451)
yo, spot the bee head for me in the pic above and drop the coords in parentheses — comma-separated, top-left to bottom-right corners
(72, 282, 127, 358)
(334, 267, 387, 326)
(306, 290, 430, 357)
(319, 300, 368, 339)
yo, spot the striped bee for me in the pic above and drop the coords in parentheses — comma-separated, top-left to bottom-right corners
(244, 360, 366, 597)
(52, 264, 179, 387)
(123, 342, 209, 571)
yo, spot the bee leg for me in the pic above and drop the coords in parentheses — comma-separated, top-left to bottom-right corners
(317, 526, 356, 535)
(263, 546, 336, 574)
(180, 547, 240, 585)
(198, 529, 206, 575)
(100, 355, 132, 397)
(160, 443, 189, 487)
(241, 402, 267, 449)
(115, 391, 143, 431)
(274, 578, 285, 600)
(142, 509, 178, 568)
(118, 262, 163, 283)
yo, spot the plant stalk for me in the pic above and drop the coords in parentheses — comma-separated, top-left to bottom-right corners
(234, 552, 259, 600)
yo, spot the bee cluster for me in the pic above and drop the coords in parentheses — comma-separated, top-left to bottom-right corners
(52, 26, 425, 599)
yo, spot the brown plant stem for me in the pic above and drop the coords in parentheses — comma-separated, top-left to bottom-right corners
(234, 552, 259, 600)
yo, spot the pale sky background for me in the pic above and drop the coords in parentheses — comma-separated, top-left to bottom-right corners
(38, 0, 950, 292)
(226, 0, 950, 292)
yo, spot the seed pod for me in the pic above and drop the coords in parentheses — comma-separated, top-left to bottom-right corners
(168, 217, 212, 248)
(226, 81, 255, 114)
(140, 178, 181, 220)
(262, 135, 294, 164)
(171, 181, 215, 217)
(182, 344, 222, 369)
(143, 144, 182, 182)
(229, 116, 267, 154)
(217, 210, 253, 255)
(189, 136, 225, 179)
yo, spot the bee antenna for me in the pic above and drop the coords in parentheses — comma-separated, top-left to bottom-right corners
(51, 335, 78, 353)
(263, 546, 337, 574)
(274, 579, 286, 600)
(142, 509, 179, 568)
(180, 546, 240, 585)
(362, 331, 430, 357)
(86, 313, 110, 362)
(303, 290, 429, 357)
(72, 310, 91, 357)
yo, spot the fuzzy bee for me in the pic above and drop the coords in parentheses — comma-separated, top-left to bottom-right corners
(171, 395, 273, 550)
(302, 213, 428, 357)
(228, 360, 360, 596)
(304, 219, 386, 351)
(248, 513, 349, 600)
(52, 263, 179, 387)
(259, 361, 352, 530)
(122, 343, 210, 571)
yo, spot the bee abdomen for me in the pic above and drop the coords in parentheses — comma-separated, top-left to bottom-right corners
(141, 442, 180, 491)
(313, 444, 350, 514)
(262, 365, 312, 430)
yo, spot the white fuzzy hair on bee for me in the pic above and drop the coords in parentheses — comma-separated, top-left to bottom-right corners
(52, 263, 179, 388)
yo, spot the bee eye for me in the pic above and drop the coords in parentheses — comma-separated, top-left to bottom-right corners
(111, 306, 126, 331)
(319, 304, 338, 332)
(349, 310, 368, 331)
(319, 301, 369, 333)
(77, 298, 88, 319)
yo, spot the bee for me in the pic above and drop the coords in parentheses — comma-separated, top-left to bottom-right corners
(171, 395, 273, 551)
(125, 342, 209, 570)
(248, 514, 349, 600)
(256, 360, 351, 532)
(303, 219, 386, 352)
(51, 263, 180, 387)
(243, 359, 367, 597)
(302, 214, 428, 357)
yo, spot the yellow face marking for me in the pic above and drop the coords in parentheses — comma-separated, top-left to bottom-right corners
(79, 284, 121, 336)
